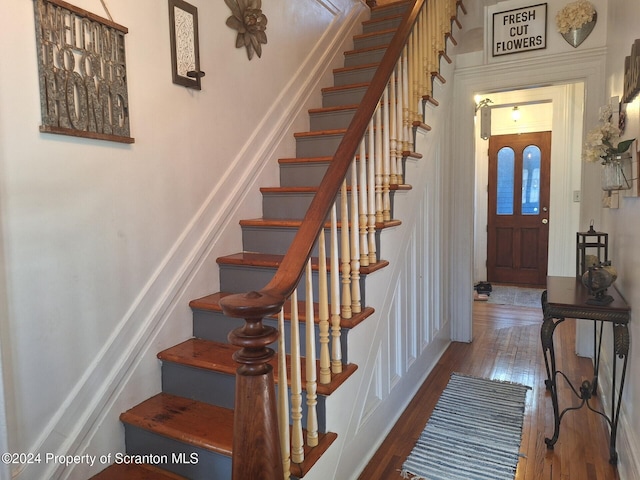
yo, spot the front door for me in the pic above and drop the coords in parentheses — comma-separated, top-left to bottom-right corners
(487, 132, 551, 287)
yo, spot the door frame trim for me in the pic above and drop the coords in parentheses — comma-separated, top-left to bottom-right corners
(448, 48, 607, 343)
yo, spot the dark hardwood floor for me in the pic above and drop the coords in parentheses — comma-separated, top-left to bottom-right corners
(358, 302, 620, 480)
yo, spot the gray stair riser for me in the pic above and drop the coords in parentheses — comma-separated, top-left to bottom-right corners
(333, 65, 378, 87)
(262, 191, 315, 220)
(369, 4, 409, 21)
(219, 264, 367, 306)
(262, 191, 353, 220)
(191, 309, 351, 363)
(296, 131, 371, 157)
(280, 161, 343, 187)
(123, 425, 230, 480)
(363, 16, 404, 34)
(353, 30, 395, 50)
(344, 47, 387, 67)
(309, 108, 357, 130)
(322, 85, 368, 108)
(241, 225, 382, 262)
(296, 133, 342, 158)
(282, 158, 388, 187)
(262, 189, 395, 220)
(243, 226, 316, 256)
(161, 362, 328, 433)
(162, 363, 236, 409)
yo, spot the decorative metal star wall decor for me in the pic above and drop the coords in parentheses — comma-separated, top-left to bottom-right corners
(225, 0, 268, 60)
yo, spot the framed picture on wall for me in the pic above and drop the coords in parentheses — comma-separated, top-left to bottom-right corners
(168, 0, 204, 89)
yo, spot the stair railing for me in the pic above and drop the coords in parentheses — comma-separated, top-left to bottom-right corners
(219, 1, 463, 478)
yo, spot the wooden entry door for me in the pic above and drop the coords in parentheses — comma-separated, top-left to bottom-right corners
(487, 132, 551, 287)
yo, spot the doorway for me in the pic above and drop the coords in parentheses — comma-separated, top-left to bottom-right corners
(487, 132, 551, 287)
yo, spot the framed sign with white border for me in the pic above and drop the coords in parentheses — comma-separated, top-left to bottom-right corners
(492, 3, 547, 57)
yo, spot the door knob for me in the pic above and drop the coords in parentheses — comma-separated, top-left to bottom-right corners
(542, 218, 548, 224)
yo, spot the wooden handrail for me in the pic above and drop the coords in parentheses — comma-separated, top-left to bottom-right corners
(220, 1, 426, 478)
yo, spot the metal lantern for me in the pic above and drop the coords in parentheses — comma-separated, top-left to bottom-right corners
(576, 224, 609, 278)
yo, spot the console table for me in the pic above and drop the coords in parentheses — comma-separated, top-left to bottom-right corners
(541, 276, 630, 464)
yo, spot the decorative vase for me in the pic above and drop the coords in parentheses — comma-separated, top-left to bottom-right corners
(601, 154, 630, 191)
(561, 12, 597, 48)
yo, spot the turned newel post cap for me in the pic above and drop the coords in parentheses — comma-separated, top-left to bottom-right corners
(219, 289, 285, 319)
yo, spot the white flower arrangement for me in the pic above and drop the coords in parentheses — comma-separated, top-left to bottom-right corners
(555, 0, 596, 34)
(583, 105, 635, 164)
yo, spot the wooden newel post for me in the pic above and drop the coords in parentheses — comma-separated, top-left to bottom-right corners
(220, 291, 285, 480)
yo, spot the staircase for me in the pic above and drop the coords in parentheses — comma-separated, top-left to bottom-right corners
(92, 1, 460, 478)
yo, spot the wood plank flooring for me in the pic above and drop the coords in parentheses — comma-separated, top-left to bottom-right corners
(358, 302, 620, 480)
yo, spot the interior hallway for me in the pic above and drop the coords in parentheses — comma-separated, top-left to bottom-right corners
(358, 301, 620, 480)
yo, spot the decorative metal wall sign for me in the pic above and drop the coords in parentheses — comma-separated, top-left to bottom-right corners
(492, 3, 547, 57)
(623, 39, 640, 104)
(225, 0, 268, 60)
(169, 0, 204, 89)
(33, 0, 134, 143)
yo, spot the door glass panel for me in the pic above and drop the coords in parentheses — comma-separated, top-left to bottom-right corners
(497, 147, 514, 215)
(522, 145, 541, 215)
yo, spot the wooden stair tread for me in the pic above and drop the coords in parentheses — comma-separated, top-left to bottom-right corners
(371, 0, 411, 12)
(190, 291, 374, 329)
(362, 13, 403, 29)
(120, 393, 337, 479)
(91, 463, 188, 480)
(332, 63, 379, 75)
(321, 82, 370, 94)
(353, 27, 397, 42)
(291, 431, 337, 478)
(260, 184, 410, 193)
(158, 338, 359, 396)
(307, 104, 360, 115)
(278, 151, 418, 164)
(278, 156, 334, 164)
(292, 122, 398, 139)
(344, 44, 388, 56)
(216, 252, 390, 275)
(120, 393, 234, 456)
(294, 128, 347, 139)
(239, 217, 402, 231)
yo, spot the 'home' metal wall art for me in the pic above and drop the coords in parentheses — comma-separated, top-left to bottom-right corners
(33, 0, 134, 143)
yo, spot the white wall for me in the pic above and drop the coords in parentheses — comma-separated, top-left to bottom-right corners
(0, 1, 367, 478)
(599, 0, 640, 477)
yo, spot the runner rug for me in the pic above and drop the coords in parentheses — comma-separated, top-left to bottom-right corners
(401, 373, 530, 480)
(486, 285, 544, 308)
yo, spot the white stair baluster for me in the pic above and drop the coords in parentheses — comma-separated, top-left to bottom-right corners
(382, 83, 391, 222)
(367, 117, 377, 264)
(330, 203, 342, 374)
(358, 139, 369, 267)
(350, 158, 361, 314)
(289, 290, 304, 464)
(340, 179, 352, 319)
(277, 309, 291, 479)
(317, 229, 331, 384)
(305, 259, 319, 447)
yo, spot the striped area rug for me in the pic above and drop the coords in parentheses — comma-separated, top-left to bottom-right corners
(401, 373, 530, 480)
